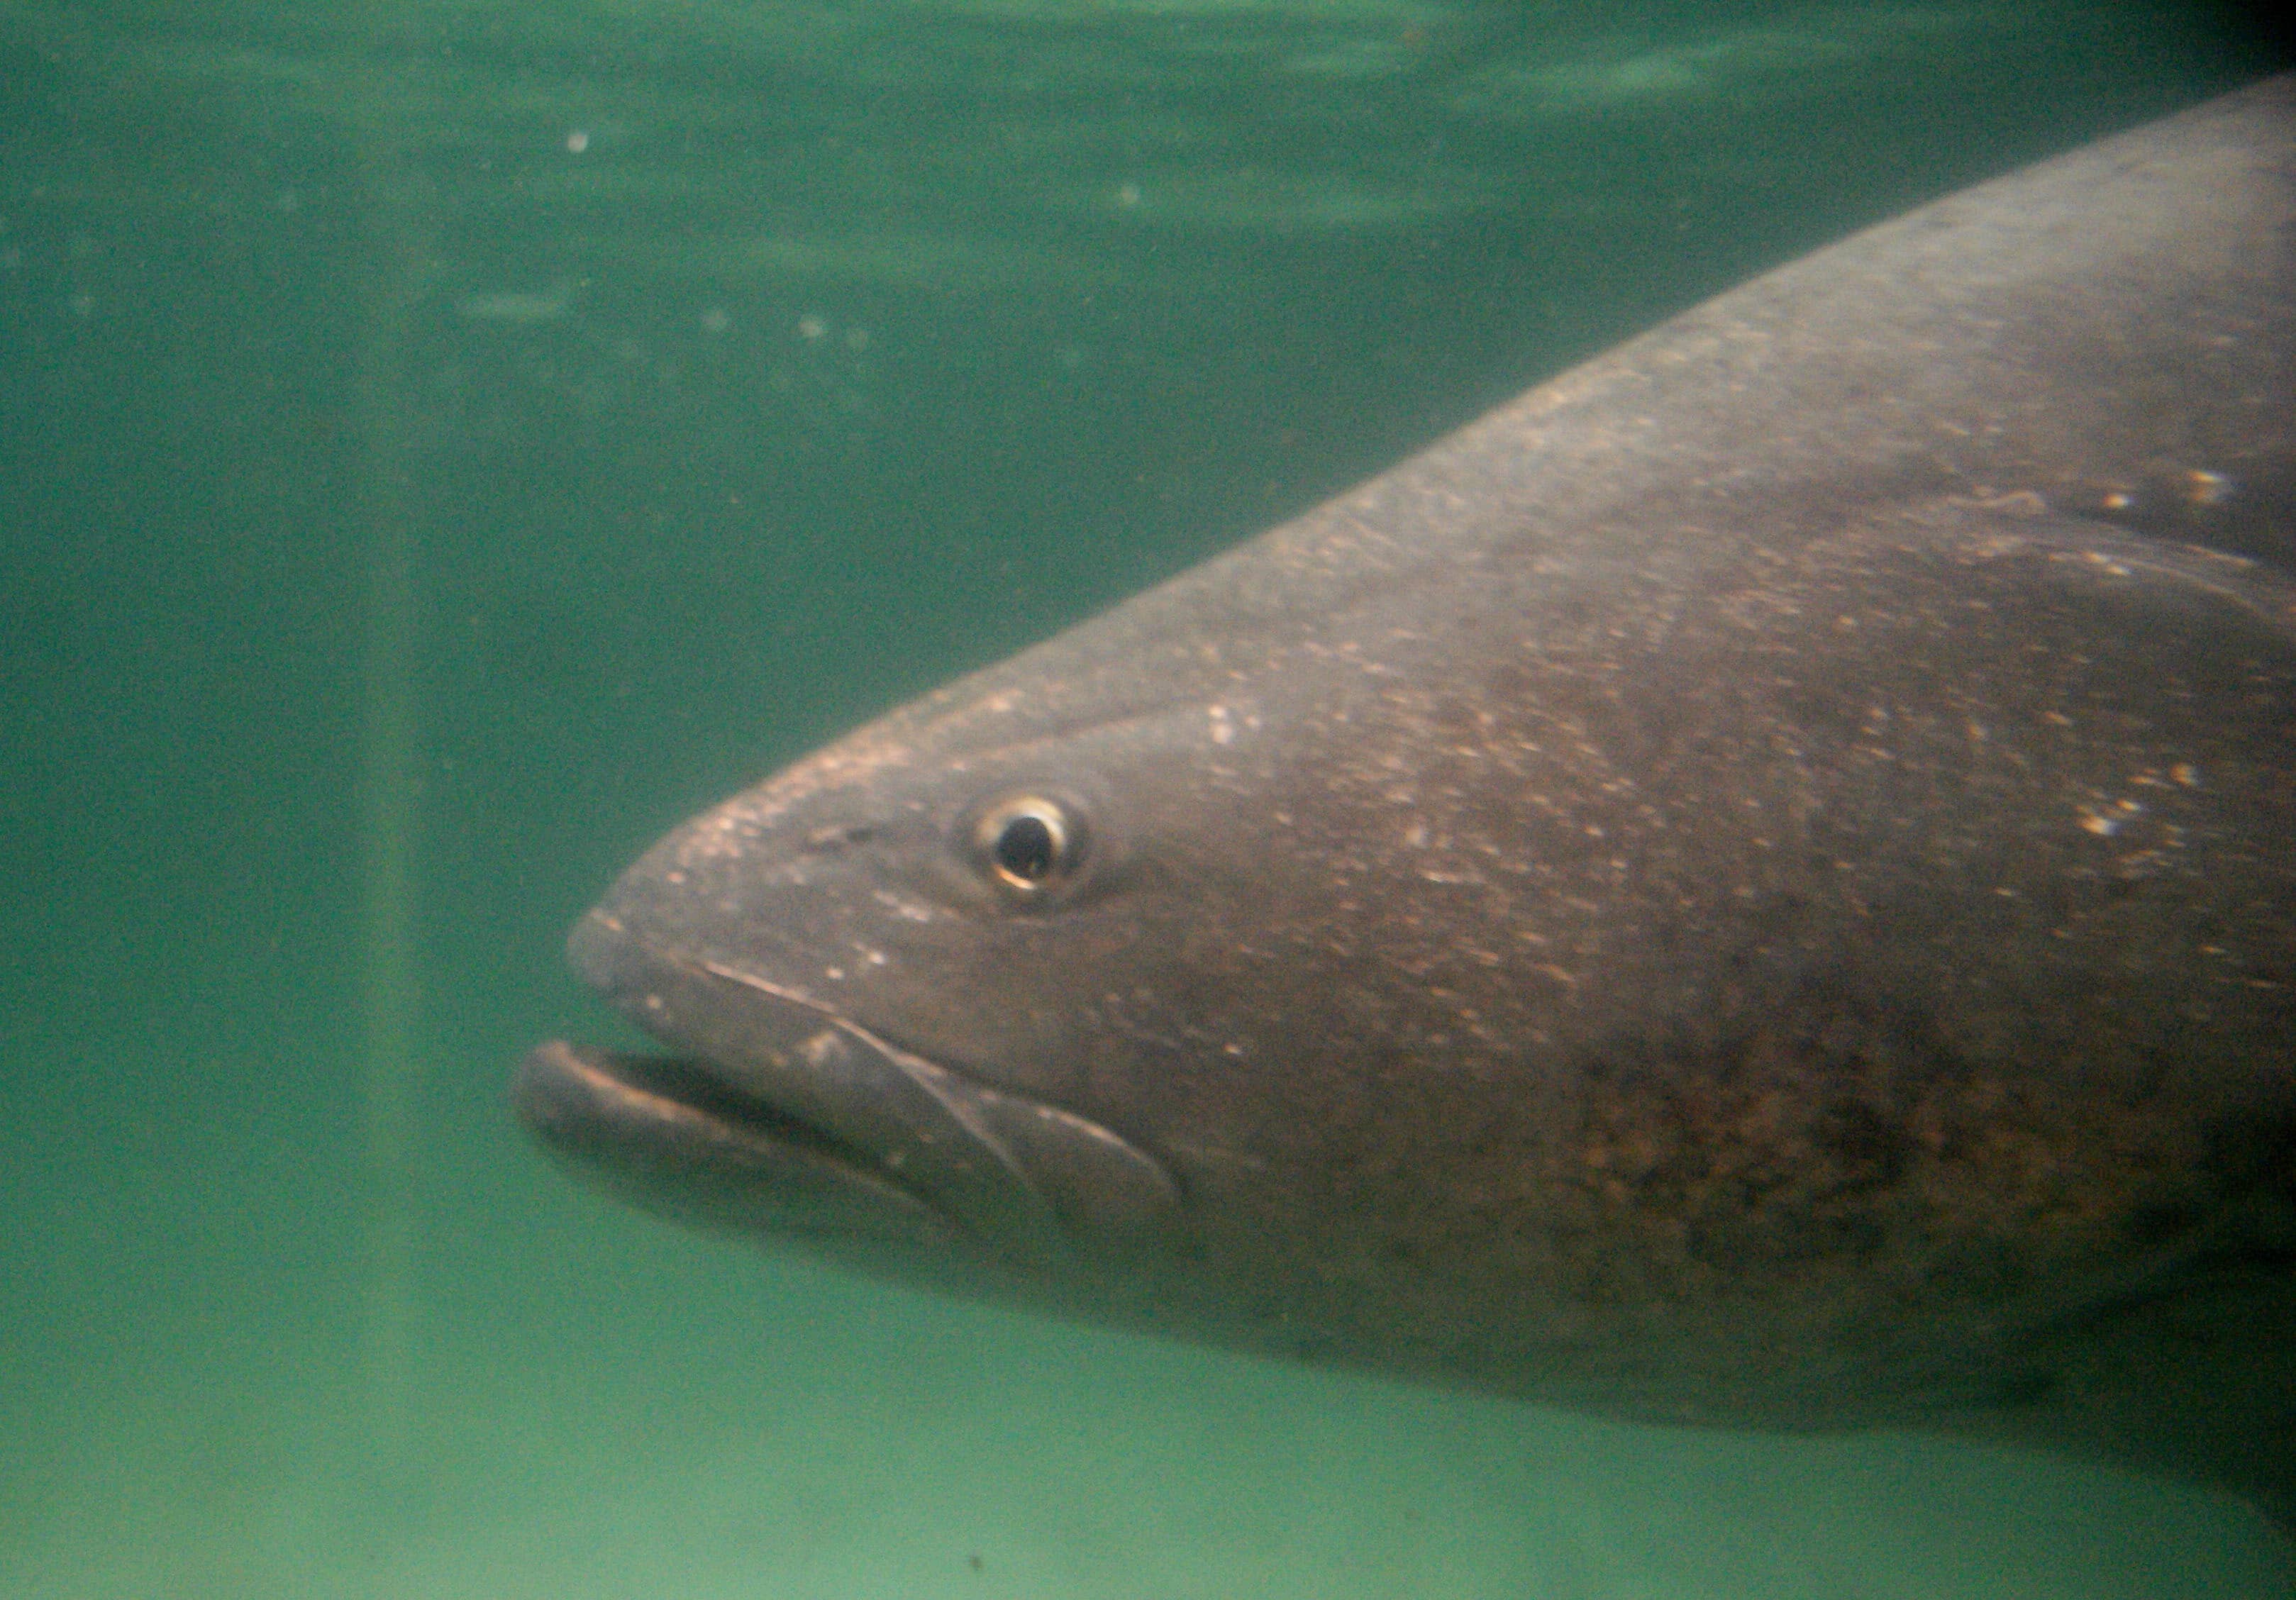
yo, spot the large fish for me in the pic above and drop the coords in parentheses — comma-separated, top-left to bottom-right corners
(517, 77, 2296, 1528)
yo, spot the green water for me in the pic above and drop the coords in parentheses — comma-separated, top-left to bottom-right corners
(2, 2, 2291, 1595)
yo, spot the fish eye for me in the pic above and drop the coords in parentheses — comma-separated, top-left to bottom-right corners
(970, 793, 1084, 896)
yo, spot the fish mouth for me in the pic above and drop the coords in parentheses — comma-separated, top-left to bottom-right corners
(511, 1038, 952, 1246)
(514, 909, 1187, 1264)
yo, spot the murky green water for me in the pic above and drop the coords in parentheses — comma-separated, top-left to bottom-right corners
(3, 2, 2291, 1595)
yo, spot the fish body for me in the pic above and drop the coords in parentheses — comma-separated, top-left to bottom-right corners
(518, 77, 2296, 1525)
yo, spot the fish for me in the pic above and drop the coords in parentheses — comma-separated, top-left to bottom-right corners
(516, 76, 2296, 1530)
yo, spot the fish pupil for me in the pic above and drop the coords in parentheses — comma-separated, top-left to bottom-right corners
(995, 813, 1059, 881)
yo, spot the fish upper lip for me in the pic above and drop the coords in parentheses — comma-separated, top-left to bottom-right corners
(557, 906, 1189, 1262)
(564, 909, 950, 1174)
(560, 906, 1084, 1260)
(570, 906, 847, 1036)
(514, 909, 986, 1248)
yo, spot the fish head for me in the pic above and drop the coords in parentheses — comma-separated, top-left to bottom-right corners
(506, 76, 2296, 1518)
(515, 645, 1321, 1313)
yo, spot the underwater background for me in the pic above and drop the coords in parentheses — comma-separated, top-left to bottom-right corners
(3, 1, 2293, 1595)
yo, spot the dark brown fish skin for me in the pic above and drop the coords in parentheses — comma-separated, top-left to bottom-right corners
(519, 77, 2296, 1530)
